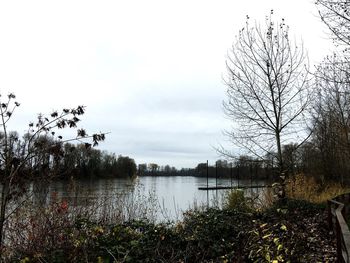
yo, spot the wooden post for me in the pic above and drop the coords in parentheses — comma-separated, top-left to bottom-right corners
(215, 162, 218, 189)
(230, 163, 233, 188)
(215, 162, 218, 200)
(206, 160, 209, 189)
(250, 163, 253, 195)
(206, 160, 209, 208)
(249, 164, 252, 185)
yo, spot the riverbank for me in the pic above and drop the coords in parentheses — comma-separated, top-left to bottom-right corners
(11, 199, 336, 262)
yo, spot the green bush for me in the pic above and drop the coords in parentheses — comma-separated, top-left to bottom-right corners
(224, 189, 254, 212)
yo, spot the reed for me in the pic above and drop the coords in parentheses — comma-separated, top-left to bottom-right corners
(286, 174, 349, 203)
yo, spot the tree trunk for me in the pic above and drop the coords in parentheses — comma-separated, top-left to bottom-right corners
(0, 183, 7, 258)
(276, 132, 286, 200)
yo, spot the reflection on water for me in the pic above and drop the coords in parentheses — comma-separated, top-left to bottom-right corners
(30, 176, 268, 221)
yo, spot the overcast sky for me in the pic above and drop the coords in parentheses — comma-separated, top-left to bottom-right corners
(0, 0, 334, 168)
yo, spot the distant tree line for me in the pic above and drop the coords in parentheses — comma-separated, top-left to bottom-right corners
(0, 131, 137, 179)
(138, 163, 185, 176)
(137, 158, 276, 180)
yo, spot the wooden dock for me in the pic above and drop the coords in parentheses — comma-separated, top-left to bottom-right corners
(198, 185, 272, 191)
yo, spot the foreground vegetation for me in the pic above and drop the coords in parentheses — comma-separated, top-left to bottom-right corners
(9, 198, 335, 263)
(2, 174, 340, 262)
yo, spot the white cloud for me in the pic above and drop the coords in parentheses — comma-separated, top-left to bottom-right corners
(0, 0, 334, 168)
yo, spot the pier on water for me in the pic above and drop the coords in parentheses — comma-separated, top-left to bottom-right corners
(197, 160, 273, 191)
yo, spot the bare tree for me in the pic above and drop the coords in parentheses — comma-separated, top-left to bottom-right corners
(222, 14, 311, 195)
(0, 93, 106, 254)
(312, 54, 350, 182)
(314, 0, 350, 183)
(316, 0, 350, 46)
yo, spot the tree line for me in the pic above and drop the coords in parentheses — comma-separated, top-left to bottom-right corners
(137, 158, 274, 180)
(0, 131, 137, 179)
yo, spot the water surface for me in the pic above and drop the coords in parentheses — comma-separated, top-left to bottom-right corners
(33, 176, 267, 221)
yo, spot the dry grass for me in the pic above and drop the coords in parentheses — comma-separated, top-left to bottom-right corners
(2, 183, 161, 260)
(223, 187, 277, 212)
(286, 173, 349, 203)
(260, 186, 276, 208)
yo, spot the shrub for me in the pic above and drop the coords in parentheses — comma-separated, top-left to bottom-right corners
(223, 189, 254, 212)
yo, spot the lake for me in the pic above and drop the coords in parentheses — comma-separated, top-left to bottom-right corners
(31, 176, 268, 222)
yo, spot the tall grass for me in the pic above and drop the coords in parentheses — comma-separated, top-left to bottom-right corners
(286, 173, 349, 203)
(223, 173, 349, 212)
(223, 186, 276, 212)
(2, 181, 161, 260)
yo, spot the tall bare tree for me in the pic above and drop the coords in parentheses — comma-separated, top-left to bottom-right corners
(222, 14, 311, 192)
